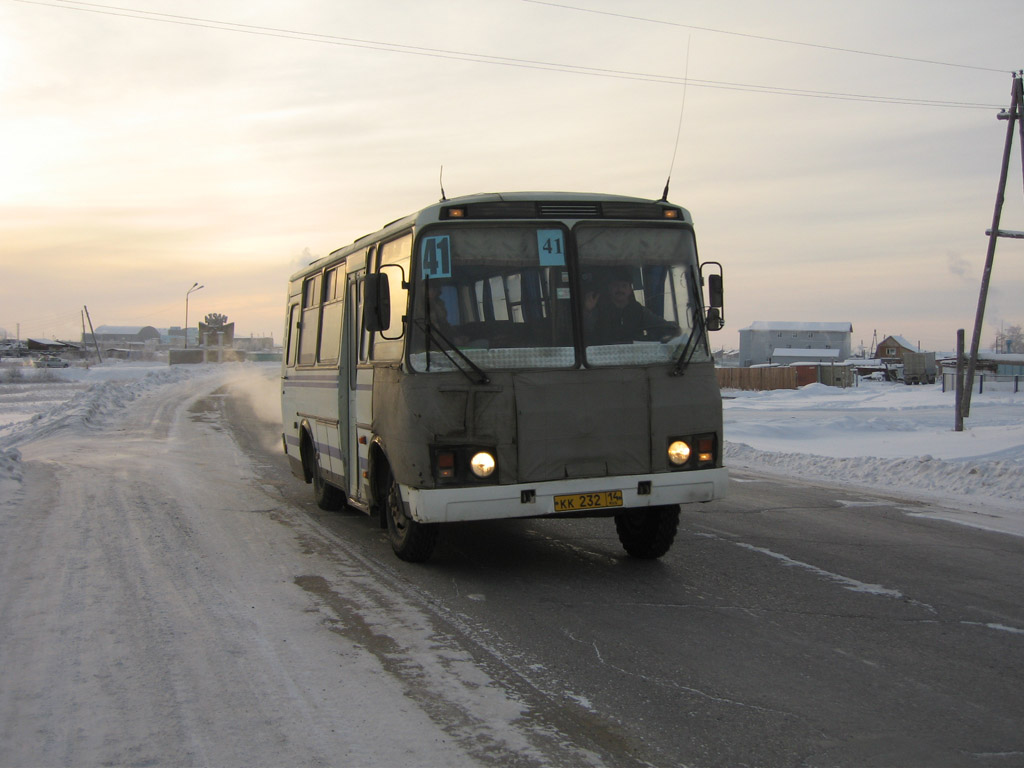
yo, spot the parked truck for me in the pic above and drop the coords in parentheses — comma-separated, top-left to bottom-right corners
(902, 351, 936, 385)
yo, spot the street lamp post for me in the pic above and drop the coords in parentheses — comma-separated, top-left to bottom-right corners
(184, 282, 204, 349)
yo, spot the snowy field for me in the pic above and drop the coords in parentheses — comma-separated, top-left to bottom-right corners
(723, 380, 1024, 536)
(2, 360, 1022, 534)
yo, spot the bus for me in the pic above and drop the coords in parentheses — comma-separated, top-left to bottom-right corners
(281, 191, 727, 562)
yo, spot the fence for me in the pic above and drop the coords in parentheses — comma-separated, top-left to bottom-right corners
(716, 367, 798, 391)
(941, 372, 1021, 393)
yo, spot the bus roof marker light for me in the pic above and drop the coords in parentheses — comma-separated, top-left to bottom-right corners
(663, 209, 680, 219)
(446, 207, 466, 218)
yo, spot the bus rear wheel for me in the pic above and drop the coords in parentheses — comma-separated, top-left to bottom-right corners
(384, 473, 438, 562)
(614, 505, 680, 559)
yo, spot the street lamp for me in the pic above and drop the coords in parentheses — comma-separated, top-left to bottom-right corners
(184, 282, 204, 349)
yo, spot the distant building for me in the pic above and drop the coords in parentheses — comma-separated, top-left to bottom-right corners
(874, 335, 920, 360)
(165, 326, 200, 347)
(75, 322, 274, 360)
(84, 325, 161, 345)
(770, 348, 843, 366)
(234, 335, 275, 352)
(985, 353, 1024, 377)
(26, 338, 78, 354)
(739, 321, 853, 367)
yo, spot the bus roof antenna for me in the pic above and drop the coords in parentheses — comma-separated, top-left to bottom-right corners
(660, 35, 691, 202)
(439, 165, 447, 202)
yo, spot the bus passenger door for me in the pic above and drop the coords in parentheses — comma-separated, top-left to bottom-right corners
(281, 301, 301, 467)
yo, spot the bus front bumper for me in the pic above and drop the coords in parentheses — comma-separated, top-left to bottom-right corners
(402, 468, 728, 524)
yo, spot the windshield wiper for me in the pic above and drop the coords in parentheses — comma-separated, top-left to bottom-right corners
(413, 317, 490, 385)
(670, 300, 707, 378)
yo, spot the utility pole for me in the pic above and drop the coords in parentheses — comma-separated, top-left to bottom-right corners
(955, 329, 965, 432)
(962, 71, 1024, 419)
(83, 305, 103, 363)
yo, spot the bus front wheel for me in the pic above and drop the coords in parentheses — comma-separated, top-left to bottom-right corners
(384, 473, 438, 562)
(614, 505, 680, 559)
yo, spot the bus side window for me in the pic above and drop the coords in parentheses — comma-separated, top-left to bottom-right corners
(355, 276, 371, 364)
(285, 303, 300, 367)
(298, 273, 322, 366)
(318, 266, 344, 364)
(371, 234, 411, 362)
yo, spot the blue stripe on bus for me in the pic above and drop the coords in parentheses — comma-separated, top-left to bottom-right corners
(319, 442, 344, 461)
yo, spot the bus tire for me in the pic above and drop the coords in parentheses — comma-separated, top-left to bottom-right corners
(312, 463, 346, 511)
(303, 433, 346, 511)
(614, 505, 680, 559)
(384, 472, 438, 562)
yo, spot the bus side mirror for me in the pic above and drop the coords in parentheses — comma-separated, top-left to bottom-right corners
(705, 271, 724, 331)
(364, 273, 391, 332)
(706, 307, 723, 332)
(708, 273, 723, 309)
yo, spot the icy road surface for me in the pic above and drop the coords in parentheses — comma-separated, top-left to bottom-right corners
(0, 364, 596, 768)
(2, 362, 1022, 767)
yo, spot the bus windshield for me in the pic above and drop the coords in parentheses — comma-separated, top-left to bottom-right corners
(577, 225, 707, 367)
(407, 224, 708, 372)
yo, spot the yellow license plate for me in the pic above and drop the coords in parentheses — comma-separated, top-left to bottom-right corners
(553, 490, 623, 512)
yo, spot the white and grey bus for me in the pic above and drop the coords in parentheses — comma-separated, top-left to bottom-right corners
(281, 192, 727, 562)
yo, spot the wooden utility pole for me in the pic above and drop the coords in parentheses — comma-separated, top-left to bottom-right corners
(954, 329, 965, 432)
(962, 72, 1024, 419)
(83, 305, 103, 363)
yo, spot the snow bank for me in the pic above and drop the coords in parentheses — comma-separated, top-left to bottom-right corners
(0, 363, 224, 500)
(0, 363, 212, 451)
(723, 381, 1024, 521)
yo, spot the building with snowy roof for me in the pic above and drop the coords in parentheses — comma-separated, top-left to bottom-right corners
(84, 325, 162, 345)
(738, 321, 853, 367)
(770, 348, 843, 366)
(874, 335, 921, 360)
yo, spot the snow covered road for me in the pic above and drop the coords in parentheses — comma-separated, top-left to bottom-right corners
(2, 362, 1023, 767)
(0, 365, 592, 767)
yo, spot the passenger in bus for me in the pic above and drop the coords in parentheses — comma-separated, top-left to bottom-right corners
(583, 268, 681, 345)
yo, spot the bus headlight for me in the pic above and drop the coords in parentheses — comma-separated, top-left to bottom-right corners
(668, 440, 691, 466)
(470, 451, 496, 478)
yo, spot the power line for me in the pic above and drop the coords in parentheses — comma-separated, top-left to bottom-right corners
(8, 0, 1007, 110)
(3, 308, 84, 340)
(521, 0, 1012, 75)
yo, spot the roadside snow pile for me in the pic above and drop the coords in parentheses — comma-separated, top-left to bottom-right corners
(0, 364, 224, 496)
(723, 382, 1024, 515)
(0, 366, 194, 451)
(725, 444, 1023, 509)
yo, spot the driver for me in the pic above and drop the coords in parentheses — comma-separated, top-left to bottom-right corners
(583, 268, 681, 345)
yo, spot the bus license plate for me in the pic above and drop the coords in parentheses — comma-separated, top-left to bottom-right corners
(553, 490, 623, 512)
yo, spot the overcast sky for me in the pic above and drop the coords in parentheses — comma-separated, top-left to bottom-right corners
(2, 0, 1022, 353)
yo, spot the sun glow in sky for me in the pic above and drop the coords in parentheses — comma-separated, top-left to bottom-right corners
(2, 0, 1022, 352)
